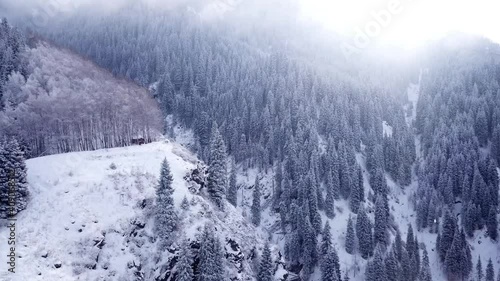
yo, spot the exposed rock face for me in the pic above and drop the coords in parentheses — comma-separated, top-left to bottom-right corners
(184, 164, 208, 194)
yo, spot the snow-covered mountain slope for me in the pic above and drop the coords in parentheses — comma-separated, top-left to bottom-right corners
(232, 75, 500, 281)
(0, 141, 274, 281)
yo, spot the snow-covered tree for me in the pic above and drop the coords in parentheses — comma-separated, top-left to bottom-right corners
(485, 258, 494, 281)
(252, 177, 261, 226)
(257, 243, 273, 281)
(181, 196, 190, 210)
(345, 215, 355, 255)
(198, 224, 225, 281)
(207, 124, 227, 209)
(418, 246, 432, 281)
(154, 158, 177, 245)
(0, 138, 29, 218)
(227, 161, 238, 207)
(356, 206, 373, 259)
(176, 238, 194, 281)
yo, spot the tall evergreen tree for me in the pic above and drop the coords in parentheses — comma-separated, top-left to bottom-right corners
(207, 124, 227, 209)
(154, 158, 177, 245)
(345, 215, 355, 255)
(325, 171, 336, 219)
(258, 243, 273, 281)
(227, 161, 238, 207)
(486, 258, 494, 281)
(487, 206, 498, 241)
(477, 256, 483, 281)
(356, 206, 373, 259)
(252, 177, 262, 226)
(321, 222, 333, 257)
(374, 195, 388, 247)
(322, 250, 340, 281)
(418, 246, 432, 281)
(349, 166, 363, 213)
(384, 249, 400, 281)
(439, 209, 456, 262)
(198, 224, 224, 281)
(444, 228, 472, 280)
(176, 238, 194, 281)
(0, 138, 29, 218)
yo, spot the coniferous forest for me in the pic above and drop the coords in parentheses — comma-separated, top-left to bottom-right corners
(0, 1, 499, 280)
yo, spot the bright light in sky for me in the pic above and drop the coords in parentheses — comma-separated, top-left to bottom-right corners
(299, 0, 500, 48)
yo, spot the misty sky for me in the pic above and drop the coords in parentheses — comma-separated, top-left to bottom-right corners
(1, 0, 499, 48)
(300, 0, 500, 48)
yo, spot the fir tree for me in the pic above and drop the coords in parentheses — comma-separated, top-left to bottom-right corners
(486, 258, 494, 281)
(445, 229, 472, 280)
(258, 243, 273, 281)
(418, 246, 432, 281)
(439, 209, 456, 262)
(0, 138, 29, 218)
(349, 166, 363, 213)
(207, 124, 227, 209)
(487, 206, 498, 241)
(477, 256, 483, 281)
(356, 206, 373, 259)
(325, 171, 336, 219)
(395, 230, 403, 260)
(181, 196, 190, 210)
(321, 222, 333, 257)
(154, 158, 177, 245)
(322, 250, 340, 281)
(198, 224, 224, 281)
(374, 195, 388, 247)
(384, 249, 400, 281)
(227, 161, 238, 207)
(345, 215, 355, 255)
(366, 245, 387, 281)
(252, 177, 261, 226)
(176, 238, 194, 281)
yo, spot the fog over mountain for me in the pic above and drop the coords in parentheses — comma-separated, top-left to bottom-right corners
(0, 1, 499, 281)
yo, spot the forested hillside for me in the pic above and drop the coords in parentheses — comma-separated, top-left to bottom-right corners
(415, 37, 500, 280)
(0, 1, 499, 280)
(37, 5, 422, 280)
(0, 18, 163, 157)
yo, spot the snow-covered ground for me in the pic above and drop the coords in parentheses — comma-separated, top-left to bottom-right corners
(0, 141, 269, 281)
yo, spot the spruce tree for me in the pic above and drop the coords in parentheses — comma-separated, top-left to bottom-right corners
(321, 250, 340, 281)
(439, 209, 456, 262)
(227, 161, 238, 207)
(321, 222, 333, 257)
(198, 224, 224, 281)
(154, 158, 177, 245)
(486, 258, 494, 281)
(176, 238, 194, 281)
(325, 171, 336, 219)
(181, 196, 190, 210)
(370, 245, 388, 281)
(0, 138, 29, 218)
(477, 256, 483, 281)
(374, 195, 388, 247)
(252, 177, 261, 226)
(487, 206, 498, 241)
(258, 243, 273, 281)
(384, 249, 400, 281)
(356, 206, 373, 259)
(418, 246, 432, 281)
(445, 228, 472, 280)
(345, 215, 355, 255)
(207, 124, 227, 209)
(400, 248, 411, 281)
(349, 166, 363, 213)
